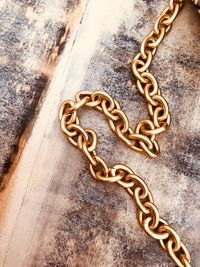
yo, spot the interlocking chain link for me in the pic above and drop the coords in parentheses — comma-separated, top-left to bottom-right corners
(131, 0, 185, 155)
(59, 1, 191, 266)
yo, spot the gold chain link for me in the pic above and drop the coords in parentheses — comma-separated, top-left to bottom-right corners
(59, 1, 191, 266)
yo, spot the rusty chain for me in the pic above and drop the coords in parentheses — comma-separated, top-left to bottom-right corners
(59, 1, 191, 266)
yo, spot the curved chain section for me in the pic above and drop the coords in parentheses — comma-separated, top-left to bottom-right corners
(59, 91, 191, 267)
(72, 90, 160, 157)
(59, 1, 191, 266)
(132, 0, 185, 155)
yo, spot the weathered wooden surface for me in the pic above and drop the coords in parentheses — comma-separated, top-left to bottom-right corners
(0, 0, 86, 189)
(0, 0, 200, 266)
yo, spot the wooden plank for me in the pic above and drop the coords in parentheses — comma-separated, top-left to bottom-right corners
(0, 0, 200, 266)
(0, 0, 87, 189)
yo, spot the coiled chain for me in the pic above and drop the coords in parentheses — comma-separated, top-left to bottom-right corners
(59, 1, 191, 266)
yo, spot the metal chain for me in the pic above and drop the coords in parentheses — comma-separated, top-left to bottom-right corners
(59, 1, 191, 266)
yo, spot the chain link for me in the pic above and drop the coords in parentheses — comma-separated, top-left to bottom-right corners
(59, 1, 191, 266)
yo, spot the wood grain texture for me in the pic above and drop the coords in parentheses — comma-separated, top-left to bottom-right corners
(0, 0, 200, 266)
(0, 0, 86, 189)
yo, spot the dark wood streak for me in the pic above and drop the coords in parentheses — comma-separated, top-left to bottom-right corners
(0, 0, 84, 189)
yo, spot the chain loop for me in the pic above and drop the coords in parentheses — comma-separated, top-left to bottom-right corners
(59, 1, 191, 266)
